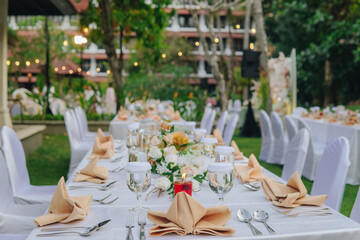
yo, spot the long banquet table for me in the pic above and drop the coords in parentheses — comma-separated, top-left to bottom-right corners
(26, 140, 360, 240)
(290, 116, 360, 185)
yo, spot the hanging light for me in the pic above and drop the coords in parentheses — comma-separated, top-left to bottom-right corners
(62, 66, 66, 70)
(15, 61, 20, 66)
(251, 28, 256, 34)
(54, 67, 59, 72)
(161, 53, 167, 59)
(96, 67, 101, 72)
(63, 40, 69, 46)
(86, 71, 90, 75)
(35, 59, 40, 64)
(69, 70, 74, 74)
(6, 60, 10, 66)
(83, 27, 89, 34)
(133, 61, 139, 67)
(106, 69, 111, 74)
(235, 24, 240, 29)
(214, 38, 219, 43)
(249, 43, 254, 50)
(25, 61, 30, 66)
(77, 67, 82, 72)
(195, 41, 200, 47)
(178, 51, 183, 57)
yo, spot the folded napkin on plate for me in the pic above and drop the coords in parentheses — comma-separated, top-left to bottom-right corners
(117, 107, 129, 121)
(262, 171, 327, 208)
(234, 154, 265, 182)
(88, 129, 114, 159)
(147, 192, 235, 236)
(75, 157, 108, 184)
(213, 128, 223, 143)
(34, 177, 92, 226)
(231, 140, 244, 160)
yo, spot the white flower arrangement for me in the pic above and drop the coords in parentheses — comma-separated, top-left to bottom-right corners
(148, 146, 162, 159)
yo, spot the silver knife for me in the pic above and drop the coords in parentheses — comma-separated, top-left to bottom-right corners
(41, 219, 111, 232)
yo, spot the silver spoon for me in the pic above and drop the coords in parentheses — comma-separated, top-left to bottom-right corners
(243, 182, 261, 191)
(253, 210, 276, 234)
(37, 226, 98, 237)
(237, 208, 262, 236)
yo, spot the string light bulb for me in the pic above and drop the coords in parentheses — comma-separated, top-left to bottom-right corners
(251, 28, 256, 34)
(77, 67, 82, 72)
(250, 43, 254, 50)
(195, 41, 200, 47)
(63, 40, 68, 46)
(15, 61, 20, 66)
(214, 38, 219, 43)
(54, 67, 59, 72)
(35, 59, 40, 64)
(96, 67, 100, 72)
(6, 60, 10, 66)
(106, 70, 111, 74)
(62, 66, 66, 70)
(162, 53, 166, 58)
(83, 27, 89, 34)
(235, 24, 240, 29)
(69, 70, 73, 74)
(86, 71, 90, 75)
(178, 51, 183, 57)
(133, 61, 138, 67)
(25, 61, 30, 66)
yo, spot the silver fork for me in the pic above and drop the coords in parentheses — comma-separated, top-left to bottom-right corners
(95, 197, 119, 205)
(126, 215, 134, 240)
(92, 194, 112, 202)
(110, 166, 125, 173)
(68, 180, 118, 191)
(37, 226, 98, 237)
(138, 212, 146, 240)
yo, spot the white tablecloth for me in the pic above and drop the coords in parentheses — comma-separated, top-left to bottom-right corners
(109, 117, 133, 140)
(26, 141, 360, 240)
(291, 116, 360, 185)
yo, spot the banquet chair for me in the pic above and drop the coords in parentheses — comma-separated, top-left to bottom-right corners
(267, 112, 288, 164)
(311, 137, 350, 211)
(0, 149, 45, 238)
(0, 126, 56, 205)
(284, 115, 298, 141)
(64, 110, 94, 177)
(281, 129, 310, 181)
(350, 188, 360, 223)
(223, 114, 239, 146)
(298, 118, 327, 180)
(259, 110, 274, 162)
(205, 109, 217, 135)
(200, 107, 212, 129)
(216, 110, 228, 136)
(291, 107, 307, 117)
(74, 106, 104, 140)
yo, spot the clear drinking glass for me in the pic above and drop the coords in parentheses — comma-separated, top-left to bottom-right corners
(214, 146, 235, 164)
(126, 126, 138, 151)
(126, 162, 152, 212)
(208, 163, 234, 205)
(201, 138, 218, 157)
(194, 128, 207, 143)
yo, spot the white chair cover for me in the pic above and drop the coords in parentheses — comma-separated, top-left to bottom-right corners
(291, 107, 307, 117)
(0, 126, 56, 205)
(205, 110, 216, 135)
(223, 114, 239, 146)
(298, 118, 327, 180)
(200, 107, 212, 129)
(259, 110, 274, 162)
(267, 112, 288, 164)
(64, 110, 93, 177)
(74, 107, 98, 140)
(311, 137, 350, 211)
(233, 99, 242, 112)
(0, 148, 47, 235)
(281, 129, 310, 181)
(350, 188, 360, 223)
(216, 111, 228, 136)
(284, 115, 298, 141)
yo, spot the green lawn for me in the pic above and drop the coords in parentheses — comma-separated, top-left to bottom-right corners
(26, 134, 359, 217)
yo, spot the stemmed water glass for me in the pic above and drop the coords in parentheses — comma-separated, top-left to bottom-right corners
(126, 162, 152, 212)
(208, 163, 234, 205)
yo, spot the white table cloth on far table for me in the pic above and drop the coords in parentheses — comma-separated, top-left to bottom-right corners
(109, 116, 134, 140)
(291, 116, 360, 185)
(25, 140, 360, 240)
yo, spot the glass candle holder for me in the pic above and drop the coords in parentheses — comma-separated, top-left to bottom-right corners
(214, 146, 235, 164)
(174, 173, 193, 196)
(194, 128, 207, 143)
(201, 138, 218, 157)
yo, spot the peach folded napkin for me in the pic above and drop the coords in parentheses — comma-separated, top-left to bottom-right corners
(117, 107, 129, 121)
(88, 129, 114, 159)
(234, 154, 265, 182)
(213, 128, 223, 143)
(34, 177, 92, 227)
(75, 157, 109, 184)
(231, 140, 244, 160)
(147, 192, 235, 236)
(261, 171, 327, 208)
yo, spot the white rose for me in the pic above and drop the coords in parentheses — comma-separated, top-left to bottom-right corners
(165, 154, 177, 166)
(150, 136, 161, 146)
(155, 177, 171, 191)
(148, 146, 162, 159)
(192, 180, 200, 191)
(164, 146, 177, 157)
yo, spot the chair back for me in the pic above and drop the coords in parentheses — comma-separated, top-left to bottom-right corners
(75, 106, 89, 133)
(205, 110, 216, 135)
(233, 99, 241, 111)
(0, 126, 30, 197)
(0, 147, 15, 211)
(223, 114, 239, 146)
(216, 111, 228, 135)
(270, 112, 285, 139)
(200, 107, 212, 129)
(259, 110, 274, 161)
(350, 188, 360, 223)
(311, 137, 350, 211)
(64, 110, 82, 148)
(281, 129, 310, 181)
(285, 115, 298, 141)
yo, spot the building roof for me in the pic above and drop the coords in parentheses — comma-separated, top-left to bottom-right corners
(8, 0, 89, 16)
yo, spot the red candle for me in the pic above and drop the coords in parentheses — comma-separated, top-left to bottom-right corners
(174, 173, 192, 196)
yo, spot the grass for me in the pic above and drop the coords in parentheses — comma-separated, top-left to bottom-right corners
(26, 134, 359, 217)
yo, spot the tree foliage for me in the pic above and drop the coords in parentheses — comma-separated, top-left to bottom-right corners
(265, 0, 360, 107)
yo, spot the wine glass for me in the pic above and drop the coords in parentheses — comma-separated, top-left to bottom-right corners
(208, 163, 234, 205)
(126, 124, 139, 151)
(126, 162, 151, 212)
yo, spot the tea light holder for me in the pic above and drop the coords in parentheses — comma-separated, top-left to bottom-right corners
(174, 173, 193, 196)
(214, 146, 235, 164)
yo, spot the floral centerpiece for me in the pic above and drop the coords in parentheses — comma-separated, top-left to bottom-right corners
(147, 124, 208, 196)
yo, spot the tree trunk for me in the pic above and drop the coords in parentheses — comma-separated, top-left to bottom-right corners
(243, 0, 252, 50)
(323, 60, 333, 106)
(99, 0, 122, 110)
(44, 16, 51, 114)
(253, 0, 271, 113)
